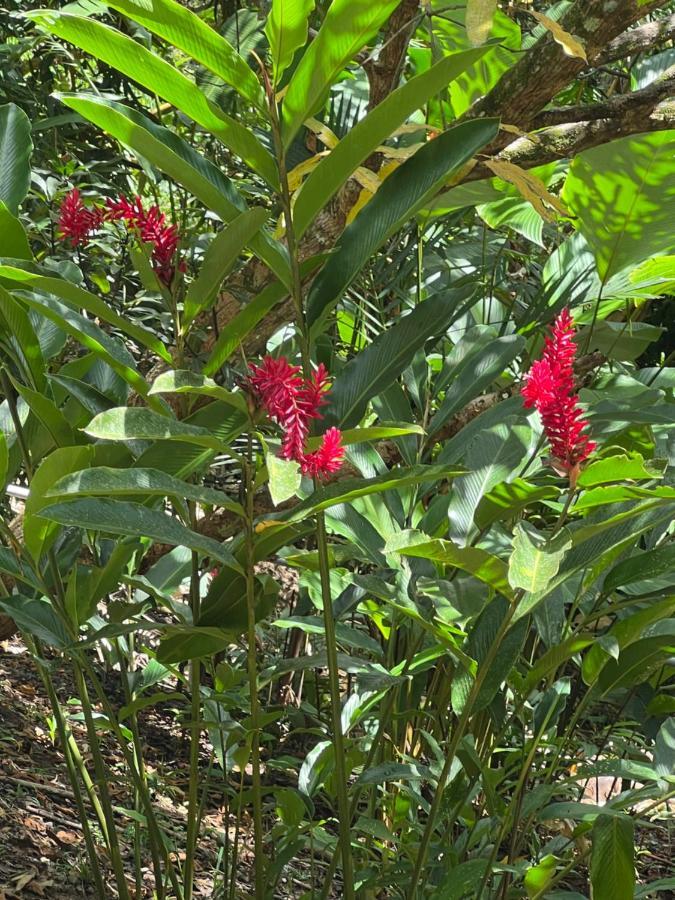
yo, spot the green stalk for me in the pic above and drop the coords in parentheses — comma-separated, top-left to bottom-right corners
(244, 454, 265, 898)
(406, 602, 519, 899)
(184, 550, 203, 900)
(316, 510, 355, 898)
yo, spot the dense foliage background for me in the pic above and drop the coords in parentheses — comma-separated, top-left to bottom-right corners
(0, 1, 674, 898)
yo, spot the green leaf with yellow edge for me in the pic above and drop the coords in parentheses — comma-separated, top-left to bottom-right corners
(475, 479, 558, 530)
(508, 521, 571, 594)
(267, 454, 301, 507)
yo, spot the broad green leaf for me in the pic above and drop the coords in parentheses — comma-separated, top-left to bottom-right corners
(508, 522, 570, 594)
(47, 466, 244, 516)
(267, 454, 301, 506)
(0, 104, 32, 214)
(0, 595, 70, 648)
(591, 814, 634, 900)
(326, 288, 475, 428)
(307, 118, 499, 328)
(430, 860, 490, 900)
(355, 762, 433, 786)
(272, 615, 382, 656)
(604, 543, 675, 593)
(562, 130, 675, 282)
(654, 718, 675, 787)
(596, 626, 675, 696)
(0, 202, 32, 259)
(265, 0, 314, 85)
(577, 451, 666, 487)
(281, 0, 401, 147)
(524, 855, 557, 899)
(106, 0, 266, 110)
(582, 597, 675, 686)
(30, 12, 279, 186)
(0, 285, 46, 391)
(523, 635, 595, 694)
(40, 497, 240, 567)
(0, 431, 7, 490)
(584, 320, 663, 361)
(293, 46, 491, 238)
(84, 407, 228, 452)
(447, 419, 529, 545)
(148, 370, 248, 413)
(57, 94, 290, 284)
(475, 479, 558, 530)
(12, 379, 77, 448)
(182, 207, 269, 330)
(16, 292, 155, 404)
(279, 464, 466, 524)
(0, 264, 171, 363)
(23, 445, 95, 562)
(430, 333, 524, 434)
(390, 535, 515, 601)
(466, 0, 498, 45)
(157, 625, 231, 664)
(452, 595, 527, 714)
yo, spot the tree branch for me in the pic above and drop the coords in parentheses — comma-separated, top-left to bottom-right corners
(594, 12, 675, 66)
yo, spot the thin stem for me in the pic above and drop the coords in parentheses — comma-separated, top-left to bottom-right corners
(184, 550, 203, 900)
(316, 511, 355, 899)
(244, 452, 265, 898)
(406, 601, 519, 899)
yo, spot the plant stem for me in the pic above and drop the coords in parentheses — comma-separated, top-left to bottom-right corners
(244, 454, 265, 898)
(316, 510, 355, 898)
(406, 601, 518, 899)
(184, 550, 203, 900)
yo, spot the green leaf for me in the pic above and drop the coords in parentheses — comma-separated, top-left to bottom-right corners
(84, 407, 227, 452)
(12, 379, 77, 448)
(107, 0, 266, 110)
(40, 497, 240, 567)
(0, 285, 46, 391)
(430, 333, 524, 434)
(0, 104, 32, 214)
(430, 860, 490, 900)
(524, 855, 557, 899)
(655, 717, 675, 787)
(0, 595, 69, 648)
(327, 288, 474, 428)
(604, 543, 675, 593)
(281, 0, 401, 147)
(267, 454, 301, 506)
(56, 94, 290, 284)
(279, 464, 465, 524)
(157, 625, 231, 664)
(389, 535, 515, 601)
(577, 451, 667, 487)
(24, 445, 95, 562)
(596, 627, 675, 696)
(0, 202, 32, 259)
(562, 130, 675, 282)
(182, 208, 269, 330)
(509, 522, 571, 594)
(47, 466, 244, 516)
(355, 762, 433, 785)
(307, 118, 499, 329)
(475, 479, 558, 530)
(466, 0, 498, 45)
(584, 320, 663, 361)
(148, 370, 248, 413)
(265, 0, 314, 85)
(590, 814, 635, 900)
(16, 292, 154, 403)
(31, 12, 278, 186)
(0, 264, 171, 363)
(293, 46, 491, 238)
(0, 431, 7, 490)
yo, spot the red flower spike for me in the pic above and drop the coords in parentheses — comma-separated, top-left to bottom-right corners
(106, 195, 183, 287)
(58, 188, 104, 247)
(522, 309, 596, 477)
(249, 356, 344, 478)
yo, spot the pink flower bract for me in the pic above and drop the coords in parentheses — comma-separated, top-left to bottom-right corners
(249, 356, 344, 478)
(106, 195, 183, 287)
(522, 308, 596, 474)
(58, 188, 104, 247)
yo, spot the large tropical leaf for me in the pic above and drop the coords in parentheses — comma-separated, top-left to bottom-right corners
(281, 0, 402, 148)
(0, 104, 32, 214)
(29, 12, 279, 186)
(306, 117, 499, 328)
(265, 0, 315, 85)
(562, 130, 675, 282)
(292, 46, 491, 238)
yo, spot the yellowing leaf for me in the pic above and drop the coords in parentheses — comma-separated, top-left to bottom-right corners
(466, 0, 498, 46)
(528, 10, 588, 62)
(485, 158, 569, 222)
(305, 117, 339, 150)
(287, 152, 327, 192)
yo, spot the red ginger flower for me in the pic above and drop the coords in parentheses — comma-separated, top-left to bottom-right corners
(249, 356, 344, 478)
(58, 188, 104, 247)
(522, 308, 596, 476)
(106, 195, 183, 287)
